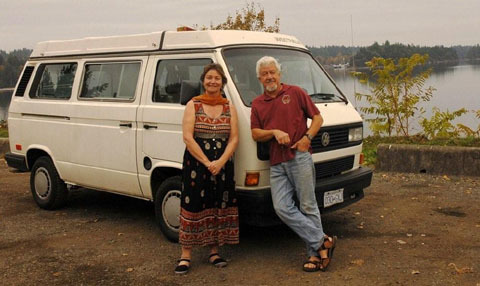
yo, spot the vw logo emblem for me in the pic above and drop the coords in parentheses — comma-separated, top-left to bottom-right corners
(321, 132, 330, 147)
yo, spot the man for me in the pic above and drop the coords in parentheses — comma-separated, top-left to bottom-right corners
(250, 56, 337, 272)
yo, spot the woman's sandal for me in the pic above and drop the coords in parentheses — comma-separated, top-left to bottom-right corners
(208, 253, 227, 268)
(174, 258, 191, 275)
(302, 257, 321, 272)
(319, 235, 337, 272)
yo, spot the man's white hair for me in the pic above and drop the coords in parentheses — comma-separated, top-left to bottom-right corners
(256, 56, 281, 77)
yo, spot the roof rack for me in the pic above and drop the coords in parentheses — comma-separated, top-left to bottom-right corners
(31, 30, 306, 58)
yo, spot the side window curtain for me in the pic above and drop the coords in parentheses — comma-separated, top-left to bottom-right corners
(29, 63, 77, 99)
(80, 62, 140, 100)
(152, 59, 212, 103)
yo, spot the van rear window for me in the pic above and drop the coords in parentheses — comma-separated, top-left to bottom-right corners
(29, 63, 77, 100)
(80, 62, 140, 100)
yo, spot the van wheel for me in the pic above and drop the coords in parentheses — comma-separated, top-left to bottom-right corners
(30, 156, 68, 210)
(155, 176, 182, 242)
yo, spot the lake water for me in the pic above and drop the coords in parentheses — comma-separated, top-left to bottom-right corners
(328, 63, 480, 135)
(0, 90, 13, 122)
(1, 63, 479, 133)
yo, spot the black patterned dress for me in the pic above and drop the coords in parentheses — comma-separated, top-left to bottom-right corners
(179, 100, 239, 246)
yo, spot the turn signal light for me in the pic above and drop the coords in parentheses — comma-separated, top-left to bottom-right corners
(359, 153, 365, 165)
(245, 172, 259, 186)
(15, 144, 22, 151)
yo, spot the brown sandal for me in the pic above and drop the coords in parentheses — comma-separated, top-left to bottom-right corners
(318, 235, 337, 272)
(208, 253, 227, 268)
(302, 257, 321, 272)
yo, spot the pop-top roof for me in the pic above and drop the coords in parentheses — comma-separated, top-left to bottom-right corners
(30, 30, 306, 58)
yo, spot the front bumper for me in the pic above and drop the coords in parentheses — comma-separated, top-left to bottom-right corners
(236, 166, 373, 226)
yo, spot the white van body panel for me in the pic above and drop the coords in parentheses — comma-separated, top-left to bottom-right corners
(140, 105, 185, 161)
(61, 56, 148, 197)
(8, 101, 73, 165)
(316, 102, 363, 127)
(7, 60, 77, 175)
(311, 145, 362, 165)
(138, 161, 183, 199)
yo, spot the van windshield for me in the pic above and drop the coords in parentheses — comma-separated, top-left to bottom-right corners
(223, 48, 347, 106)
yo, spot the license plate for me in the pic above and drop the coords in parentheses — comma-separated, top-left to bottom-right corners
(323, 188, 344, 208)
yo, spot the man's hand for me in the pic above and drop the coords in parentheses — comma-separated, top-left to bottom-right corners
(273, 129, 290, 145)
(291, 136, 310, 152)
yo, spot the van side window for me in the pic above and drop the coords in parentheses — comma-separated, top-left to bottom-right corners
(153, 59, 212, 103)
(80, 62, 140, 100)
(30, 63, 77, 99)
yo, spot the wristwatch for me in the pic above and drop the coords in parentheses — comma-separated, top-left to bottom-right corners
(304, 133, 314, 141)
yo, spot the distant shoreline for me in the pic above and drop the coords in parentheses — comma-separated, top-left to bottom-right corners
(324, 59, 480, 70)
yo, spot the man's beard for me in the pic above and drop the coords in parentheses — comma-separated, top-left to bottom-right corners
(266, 83, 278, 92)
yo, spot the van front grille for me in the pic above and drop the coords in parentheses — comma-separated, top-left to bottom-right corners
(311, 123, 362, 153)
(315, 156, 354, 179)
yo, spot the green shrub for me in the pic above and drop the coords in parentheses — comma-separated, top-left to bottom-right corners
(0, 121, 7, 138)
(420, 107, 468, 139)
(0, 128, 7, 138)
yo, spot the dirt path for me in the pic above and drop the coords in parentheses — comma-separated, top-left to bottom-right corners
(1, 159, 479, 285)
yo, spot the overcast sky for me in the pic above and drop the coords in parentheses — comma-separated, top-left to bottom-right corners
(1, 0, 479, 52)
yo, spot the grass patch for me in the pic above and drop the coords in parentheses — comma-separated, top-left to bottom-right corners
(0, 127, 7, 138)
(362, 135, 480, 166)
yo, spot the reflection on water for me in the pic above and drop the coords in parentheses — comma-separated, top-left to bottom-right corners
(327, 63, 480, 135)
(0, 90, 13, 121)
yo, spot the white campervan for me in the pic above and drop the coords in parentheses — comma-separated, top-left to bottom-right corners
(6, 30, 372, 241)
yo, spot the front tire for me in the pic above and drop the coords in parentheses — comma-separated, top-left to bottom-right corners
(155, 176, 182, 242)
(30, 156, 68, 210)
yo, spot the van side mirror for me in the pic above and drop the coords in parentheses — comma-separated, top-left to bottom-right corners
(180, 80, 202, 105)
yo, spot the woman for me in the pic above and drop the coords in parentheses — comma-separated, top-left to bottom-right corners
(175, 63, 239, 274)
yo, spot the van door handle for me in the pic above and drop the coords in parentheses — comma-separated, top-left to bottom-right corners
(144, 124, 158, 130)
(119, 123, 132, 128)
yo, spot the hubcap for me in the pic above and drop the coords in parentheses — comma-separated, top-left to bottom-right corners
(34, 167, 51, 198)
(162, 190, 181, 231)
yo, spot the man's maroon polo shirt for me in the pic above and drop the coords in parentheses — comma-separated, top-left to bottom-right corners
(251, 84, 320, 166)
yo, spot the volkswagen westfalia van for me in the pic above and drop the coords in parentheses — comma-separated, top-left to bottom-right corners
(6, 30, 372, 241)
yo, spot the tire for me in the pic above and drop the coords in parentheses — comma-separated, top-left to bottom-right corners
(30, 156, 68, 210)
(155, 176, 182, 242)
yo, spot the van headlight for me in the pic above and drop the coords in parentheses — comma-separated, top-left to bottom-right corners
(348, 127, 363, 142)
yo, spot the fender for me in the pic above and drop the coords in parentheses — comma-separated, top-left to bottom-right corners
(26, 144, 57, 170)
(138, 159, 183, 200)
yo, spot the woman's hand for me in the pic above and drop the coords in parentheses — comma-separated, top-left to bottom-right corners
(208, 160, 225, 176)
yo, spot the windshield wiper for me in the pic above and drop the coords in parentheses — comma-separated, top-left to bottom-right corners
(309, 93, 336, 99)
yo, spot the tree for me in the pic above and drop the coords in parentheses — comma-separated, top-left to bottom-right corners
(1, 64, 19, 88)
(353, 42, 458, 67)
(200, 2, 280, 32)
(0, 50, 5, 65)
(354, 54, 435, 136)
(466, 44, 480, 60)
(0, 49, 32, 88)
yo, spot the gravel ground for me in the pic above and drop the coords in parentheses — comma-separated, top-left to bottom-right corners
(1, 159, 479, 285)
